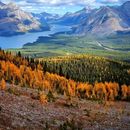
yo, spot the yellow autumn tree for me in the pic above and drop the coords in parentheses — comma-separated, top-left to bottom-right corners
(105, 82, 119, 101)
(42, 80, 51, 91)
(0, 78, 6, 90)
(68, 80, 76, 97)
(93, 82, 107, 100)
(39, 92, 48, 104)
(121, 84, 128, 99)
(84, 83, 93, 98)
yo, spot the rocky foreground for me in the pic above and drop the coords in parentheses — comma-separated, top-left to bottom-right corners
(0, 85, 130, 130)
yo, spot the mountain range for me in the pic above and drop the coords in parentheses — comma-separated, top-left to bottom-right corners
(53, 7, 91, 26)
(0, 1, 130, 36)
(0, 2, 49, 36)
(54, 1, 130, 36)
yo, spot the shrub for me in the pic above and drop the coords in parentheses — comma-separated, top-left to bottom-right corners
(39, 92, 48, 104)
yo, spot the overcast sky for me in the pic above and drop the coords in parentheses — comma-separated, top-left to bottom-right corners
(1, 0, 129, 15)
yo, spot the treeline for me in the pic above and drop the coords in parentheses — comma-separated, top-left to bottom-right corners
(0, 50, 130, 101)
(40, 55, 130, 85)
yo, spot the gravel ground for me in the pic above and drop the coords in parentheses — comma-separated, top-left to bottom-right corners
(0, 85, 130, 130)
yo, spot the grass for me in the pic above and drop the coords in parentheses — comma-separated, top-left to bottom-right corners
(99, 34, 130, 50)
(8, 34, 130, 61)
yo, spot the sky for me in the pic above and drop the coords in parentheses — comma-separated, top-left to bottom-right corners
(1, 0, 129, 15)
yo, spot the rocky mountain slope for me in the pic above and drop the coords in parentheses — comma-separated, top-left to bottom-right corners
(72, 1, 130, 36)
(0, 87, 130, 130)
(0, 2, 49, 36)
(53, 7, 91, 26)
(52, 1, 130, 36)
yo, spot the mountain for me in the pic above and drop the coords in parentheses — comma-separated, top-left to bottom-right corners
(53, 7, 91, 26)
(0, 2, 50, 36)
(32, 12, 60, 24)
(31, 13, 48, 26)
(40, 12, 60, 21)
(0, 1, 5, 6)
(72, 1, 130, 36)
(121, 1, 130, 17)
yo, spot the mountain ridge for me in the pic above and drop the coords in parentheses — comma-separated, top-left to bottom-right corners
(51, 1, 130, 36)
(0, 2, 50, 36)
(53, 7, 91, 26)
(71, 1, 130, 36)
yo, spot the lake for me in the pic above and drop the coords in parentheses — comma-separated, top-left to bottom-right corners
(0, 25, 71, 49)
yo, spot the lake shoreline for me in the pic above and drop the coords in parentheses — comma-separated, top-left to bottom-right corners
(0, 24, 71, 49)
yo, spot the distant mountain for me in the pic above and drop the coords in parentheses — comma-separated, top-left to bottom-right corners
(0, 2, 50, 36)
(121, 1, 130, 17)
(0, 1, 5, 6)
(72, 1, 130, 36)
(53, 7, 91, 26)
(41, 12, 60, 21)
(32, 12, 60, 24)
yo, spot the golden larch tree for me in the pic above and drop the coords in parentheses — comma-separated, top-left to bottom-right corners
(0, 78, 6, 90)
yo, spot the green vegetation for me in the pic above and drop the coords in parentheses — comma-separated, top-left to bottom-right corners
(40, 55, 130, 85)
(0, 49, 130, 101)
(99, 34, 130, 50)
(6, 34, 130, 91)
(8, 34, 130, 61)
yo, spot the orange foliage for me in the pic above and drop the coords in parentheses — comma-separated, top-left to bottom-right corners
(105, 82, 119, 100)
(128, 86, 130, 98)
(67, 80, 76, 97)
(0, 51, 129, 101)
(39, 92, 47, 104)
(42, 80, 51, 90)
(0, 78, 6, 90)
(121, 84, 128, 99)
(77, 82, 92, 98)
(93, 82, 107, 100)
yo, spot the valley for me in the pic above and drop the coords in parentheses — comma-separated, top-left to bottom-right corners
(9, 34, 130, 61)
(0, 1, 130, 130)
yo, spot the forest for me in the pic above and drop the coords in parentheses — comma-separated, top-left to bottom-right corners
(40, 55, 130, 85)
(0, 50, 130, 102)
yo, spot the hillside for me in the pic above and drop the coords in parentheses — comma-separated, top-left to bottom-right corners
(1, 88, 130, 130)
(40, 55, 130, 85)
(0, 2, 49, 36)
(0, 50, 130, 100)
(0, 50, 130, 129)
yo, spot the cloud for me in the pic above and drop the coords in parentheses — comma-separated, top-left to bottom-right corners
(98, 0, 127, 4)
(1, 0, 129, 7)
(22, 0, 96, 7)
(23, 0, 130, 5)
(1, 0, 129, 14)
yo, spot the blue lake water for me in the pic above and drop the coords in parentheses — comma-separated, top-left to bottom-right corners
(0, 25, 71, 49)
